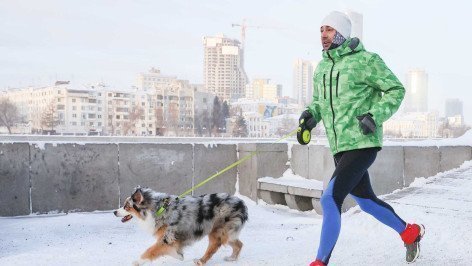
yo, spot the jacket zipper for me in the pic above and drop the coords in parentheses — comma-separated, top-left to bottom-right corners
(335, 72, 340, 97)
(327, 52, 338, 151)
(323, 74, 326, 99)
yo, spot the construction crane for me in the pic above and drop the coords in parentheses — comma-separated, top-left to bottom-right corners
(231, 19, 283, 80)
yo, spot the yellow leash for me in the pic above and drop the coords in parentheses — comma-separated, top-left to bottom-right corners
(155, 128, 298, 216)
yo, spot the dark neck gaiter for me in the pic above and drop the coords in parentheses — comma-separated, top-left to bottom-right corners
(329, 31, 346, 50)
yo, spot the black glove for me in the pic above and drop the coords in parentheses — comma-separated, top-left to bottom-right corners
(356, 113, 376, 135)
(297, 110, 317, 145)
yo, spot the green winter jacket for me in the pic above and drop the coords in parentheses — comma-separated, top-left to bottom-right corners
(308, 38, 405, 155)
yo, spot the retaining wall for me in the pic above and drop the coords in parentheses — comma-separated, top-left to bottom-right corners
(1, 141, 470, 216)
(0, 143, 238, 216)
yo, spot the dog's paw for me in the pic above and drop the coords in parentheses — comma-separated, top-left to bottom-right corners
(224, 255, 238, 262)
(193, 258, 205, 266)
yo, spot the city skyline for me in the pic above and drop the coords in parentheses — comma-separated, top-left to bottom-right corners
(1, 0, 472, 123)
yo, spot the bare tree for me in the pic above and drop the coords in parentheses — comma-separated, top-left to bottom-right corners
(155, 105, 165, 136)
(0, 98, 21, 134)
(167, 101, 179, 136)
(123, 106, 144, 135)
(276, 115, 297, 137)
(40, 100, 60, 132)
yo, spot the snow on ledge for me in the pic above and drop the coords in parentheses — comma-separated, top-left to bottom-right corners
(258, 168, 324, 190)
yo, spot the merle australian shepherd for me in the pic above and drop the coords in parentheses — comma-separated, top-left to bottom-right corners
(114, 186, 248, 265)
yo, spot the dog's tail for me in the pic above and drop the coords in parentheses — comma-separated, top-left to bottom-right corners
(224, 198, 248, 241)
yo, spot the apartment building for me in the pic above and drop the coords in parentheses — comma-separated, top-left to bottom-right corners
(203, 34, 247, 101)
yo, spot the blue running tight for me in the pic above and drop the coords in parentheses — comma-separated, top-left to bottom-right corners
(316, 148, 406, 264)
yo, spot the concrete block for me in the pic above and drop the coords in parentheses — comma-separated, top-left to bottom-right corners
(193, 144, 237, 196)
(238, 143, 288, 152)
(404, 146, 440, 186)
(309, 145, 335, 183)
(119, 144, 193, 200)
(291, 145, 309, 178)
(439, 146, 472, 172)
(258, 190, 286, 205)
(369, 146, 405, 195)
(287, 186, 322, 198)
(311, 198, 323, 214)
(238, 143, 288, 201)
(258, 182, 288, 193)
(342, 195, 357, 212)
(30, 144, 119, 213)
(284, 194, 313, 211)
(0, 143, 30, 216)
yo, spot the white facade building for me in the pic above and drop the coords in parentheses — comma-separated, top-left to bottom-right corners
(383, 112, 439, 138)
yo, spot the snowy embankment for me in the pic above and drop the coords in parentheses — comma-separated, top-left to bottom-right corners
(1, 161, 472, 265)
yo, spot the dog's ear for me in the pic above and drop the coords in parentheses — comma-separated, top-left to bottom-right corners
(132, 187, 144, 205)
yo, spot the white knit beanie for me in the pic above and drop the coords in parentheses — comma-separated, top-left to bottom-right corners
(321, 11, 352, 38)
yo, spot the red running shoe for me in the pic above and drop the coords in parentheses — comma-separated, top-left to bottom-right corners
(400, 223, 426, 263)
(309, 259, 326, 266)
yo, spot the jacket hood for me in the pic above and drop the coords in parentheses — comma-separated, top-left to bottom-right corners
(322, 37, 364, 60)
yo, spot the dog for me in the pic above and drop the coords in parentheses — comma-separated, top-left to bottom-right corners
(114, 186, 248, 265)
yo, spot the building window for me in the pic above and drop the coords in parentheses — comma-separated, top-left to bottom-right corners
(72, 114, 77, 118)
(72, 98, 76, 103)
(72, 106, 76, 110)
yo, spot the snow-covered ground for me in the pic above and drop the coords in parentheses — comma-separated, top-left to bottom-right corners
(1, 161, 472, 265)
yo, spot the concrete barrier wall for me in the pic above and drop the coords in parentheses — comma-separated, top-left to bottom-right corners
(439, 146, 472, 172)
(0, 143, 30, 216)
(118, 144, 193, 201)
(30, 144, 119, 213)
(193, 144, 237, 196)
(0, 143, 238, 216)
(369, 146, 405, 195)
(1, 141, 471, 216)
(291, 145, 309, 178)
(292, 144, 472, 200)
(309, 145, 335, 183)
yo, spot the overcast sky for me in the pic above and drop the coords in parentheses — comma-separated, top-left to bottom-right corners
(1, 0, 471, 123)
